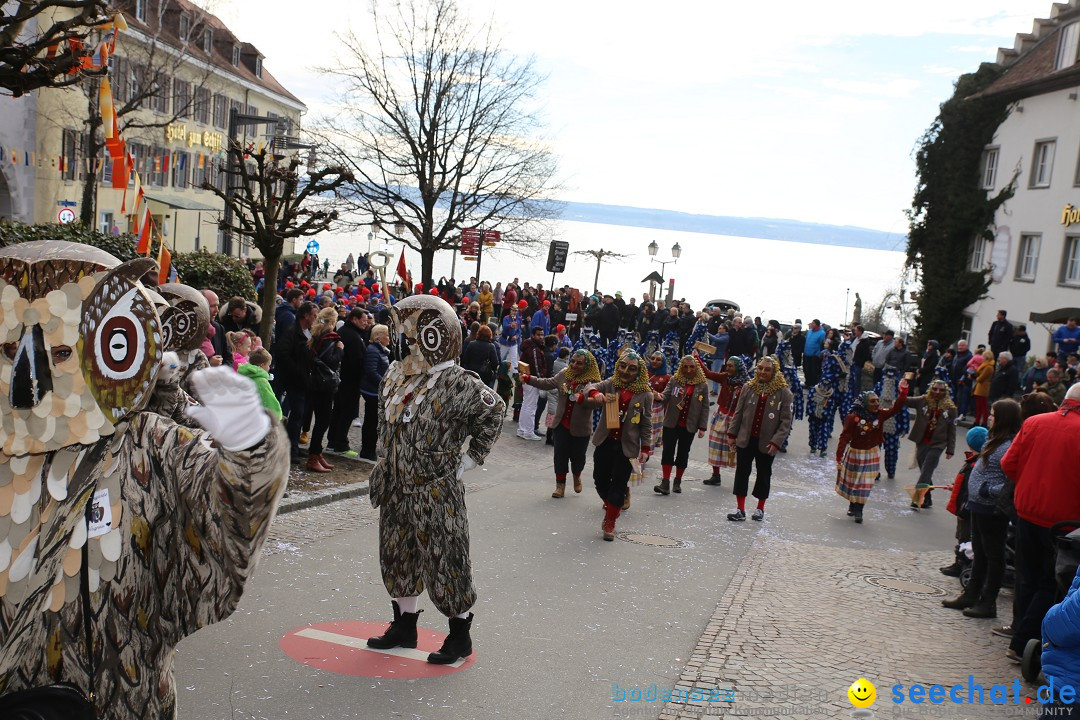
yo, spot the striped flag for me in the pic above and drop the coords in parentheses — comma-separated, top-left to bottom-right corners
(156, 235, 171, 285)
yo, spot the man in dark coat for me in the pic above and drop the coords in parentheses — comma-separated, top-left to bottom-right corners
(329, 307, 370, 453)
(277, 302, 317, 462)
(275, 288, 304, 343)
(598, 294, 622, 346)
(989, 351, 1020, 402)
(988, 309, 1013, 358)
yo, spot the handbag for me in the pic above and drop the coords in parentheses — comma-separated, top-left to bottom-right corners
(0, 496, 98, 718)
(309, 341, 341, 394)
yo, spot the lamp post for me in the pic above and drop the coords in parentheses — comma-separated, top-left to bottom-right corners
(647, 240, 682, 303)
(222, 108, 294, 257)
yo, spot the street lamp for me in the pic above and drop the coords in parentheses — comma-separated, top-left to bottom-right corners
(367, 221, 379, 255)
(647, 241, 681, 302)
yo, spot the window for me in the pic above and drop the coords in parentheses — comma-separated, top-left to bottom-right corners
(1016, 234, 1040, 281)
(1058, 22, 1080, 70)
(1031, 140, 1056, 188)
(231, 45, 240, 66)
(61, 129, 77, 181)
(111, 56, 128, 103)
(99, 211, 114, 235)
(960, 315, 973, 344)
(212, 94, 229, 128)
(255, 56, 262, 78)
(173, 79, 190, 119)
(970, 236, 989, 271)
(151, 75, 170, 114)
(981, 147, 999, 190)
(129, 62, 146, 109)
(148, 146, 168, 187)
(128, 142, 146, 183)
(172, 151, 188, 189)
(202, 28, 213, 54)
(135, 0, 146, 22)
(179, 13, 190, 40)
(194, 87, 211, 125)
(1063, 236, 1080, 286)
(191, 151, 206, 190)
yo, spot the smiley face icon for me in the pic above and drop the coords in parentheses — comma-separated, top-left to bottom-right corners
(848, 678, 877, 708)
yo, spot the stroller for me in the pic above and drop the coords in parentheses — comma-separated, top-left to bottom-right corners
(1021, 522, 1080, 683)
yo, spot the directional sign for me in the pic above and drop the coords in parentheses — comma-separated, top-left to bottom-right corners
(57, 208, 76, 224)
(306, 240, 320, 254)
(546, 240, 569, 273)
(280, 620, 475, 678)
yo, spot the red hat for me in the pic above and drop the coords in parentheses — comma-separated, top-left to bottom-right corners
(556, 324, 566, 332)
(543, 300, 551, 307)
(372, 283, 380, 292)
(322, 283, 331, 291)
(517, 300, 528, 309)
(306, 289, 316, 297)
(429, 288, 440, 295)
(285, 281, 295, 289)
(301, 281, 309, 288)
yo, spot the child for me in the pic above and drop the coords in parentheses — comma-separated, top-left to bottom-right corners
(941, 426, 988, 575)
(238, 348, 282, 420)
(496, 360, 514, 412)
(228, 330, 253, 370)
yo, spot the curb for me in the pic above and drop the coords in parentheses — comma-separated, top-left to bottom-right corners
(278, 480, 369, 515)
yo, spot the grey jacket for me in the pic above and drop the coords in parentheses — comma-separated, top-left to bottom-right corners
(584, 379, 654, 457)
(661, 380, 710, 432)
(966, 440, 1014, 512)
(529, 368, 595, 437)
(729, 386, 794, 452)
(905, 397, 957, 455)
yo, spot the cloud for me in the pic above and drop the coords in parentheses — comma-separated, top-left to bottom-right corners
(821, 77, 922, 98)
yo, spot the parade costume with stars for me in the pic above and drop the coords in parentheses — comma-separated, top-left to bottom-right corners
(837, 338, 857, 417)
(807, 348, 845, 455)
(874, 367, 910, 479)
(0, 242, 288, 719)
(835, 384, 909, 521)
(367, 295, 504, 664)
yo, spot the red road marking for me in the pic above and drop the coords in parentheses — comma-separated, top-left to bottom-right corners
(279, 620, 475, 678)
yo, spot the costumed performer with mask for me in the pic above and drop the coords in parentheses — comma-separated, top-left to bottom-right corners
(835, 381, 909, 524)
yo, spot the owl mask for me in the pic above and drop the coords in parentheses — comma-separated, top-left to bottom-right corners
(0, 241, 163, 455)
(388, 294, 462, 376)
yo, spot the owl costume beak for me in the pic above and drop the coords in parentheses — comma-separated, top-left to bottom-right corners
(10, 324, 53, 409)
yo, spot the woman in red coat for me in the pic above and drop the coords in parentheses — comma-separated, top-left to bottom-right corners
(835, 381, 909, 523)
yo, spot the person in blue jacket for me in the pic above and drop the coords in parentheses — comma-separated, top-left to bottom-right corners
(1040, 562, 1080, 717)
(1054, 317, 1080, 366)
(531, 300, 552, 337)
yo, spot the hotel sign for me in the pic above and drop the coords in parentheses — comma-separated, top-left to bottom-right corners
(165, 122, 224, 153)
(1062, 204, 1080, 227)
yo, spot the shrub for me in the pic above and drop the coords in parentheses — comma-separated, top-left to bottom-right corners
(0, 221, 144, 260)
(172, 250, 255, 301)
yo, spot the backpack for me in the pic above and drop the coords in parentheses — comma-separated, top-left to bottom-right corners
(309, 339, 341, 394)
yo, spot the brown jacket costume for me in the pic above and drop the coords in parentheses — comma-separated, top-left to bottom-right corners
(729, 387, 795, 452)
(585, 379, 654, 456)
(661, 380, 710, 432)
(906, 396, 958, 455)
(530, 369, 595, 437)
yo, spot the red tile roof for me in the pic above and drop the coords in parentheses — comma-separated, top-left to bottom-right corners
(978, 6, 1080, 101)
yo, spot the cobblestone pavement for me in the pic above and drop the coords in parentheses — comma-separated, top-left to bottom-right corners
(657, 538, 1033, 720)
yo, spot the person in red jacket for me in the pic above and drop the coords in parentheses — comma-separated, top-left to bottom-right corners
(835, 381, 909, 523)
(1000, 384, 1080, 662)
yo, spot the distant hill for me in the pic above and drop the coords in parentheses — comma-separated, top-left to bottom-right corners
(557, 200, 907, 252)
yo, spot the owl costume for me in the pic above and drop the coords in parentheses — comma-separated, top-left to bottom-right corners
(366, 294, 504, 665)
(0, 241, 288, 718)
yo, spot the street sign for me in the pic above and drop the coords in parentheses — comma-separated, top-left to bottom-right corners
(546, 240, 569, 273)
(279, 620, 475, 678)
(460, 228, 481, 256)
(57, 208, 76, 224)
(306, 240, 320, 254)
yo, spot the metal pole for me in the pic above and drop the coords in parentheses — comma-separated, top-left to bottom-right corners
(593, 250, 603, 295)
(844, 288, 850, 326)
(475, 231, 483, 282)
(451, 241, 457, 282)
(222, 107, 238, 256)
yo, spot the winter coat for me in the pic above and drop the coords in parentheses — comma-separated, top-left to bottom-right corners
(238, 362, 282, 420)
(661, 380, 710, 432)
(309, 331, 343, 396)
(338, 321, 369, 391)
(729, 386, 795, 453)
(359, 342, 390, 398)
(1001, 400, 1080, 529)
(1041, 566, 1080, 691)
(583, 379, 654, 457)
(965, 439, 1014, 514)
(973, 360, 994, 398)
(988, 319, 1013, 356)
(905, 396, 958, 454)
(989, 362, 1020, 402)
(950, 350, 973, 384)
(462, 338, 500, 386)
(947, 452, 979, 518)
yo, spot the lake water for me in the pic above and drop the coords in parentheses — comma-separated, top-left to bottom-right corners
(302, 219, 909, 326)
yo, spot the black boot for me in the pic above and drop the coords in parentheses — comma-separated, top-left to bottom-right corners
(921, 491, 933, 509)
(939, 562, 963, 577)
(846, 502, 856, 517)
(853, 504, 864, 524)
(942, 592, 978, 610)
(653, 478, 670, 496)
(672, 478, 682, 494)
(367, 601, 422, 649)
(963, 602, 997, 619)
(427, 613, 474, 664)
(703, 470, 722, 486)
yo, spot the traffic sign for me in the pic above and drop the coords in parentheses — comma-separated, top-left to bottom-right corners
(546, 240, 569, 273)
(57, 208, 76, 224)
(279, 620, 475, 678)
(306, 240, 320, 254)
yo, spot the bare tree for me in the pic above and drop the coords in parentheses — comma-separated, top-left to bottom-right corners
(0, 0, 110, 97)
(202, 139, 352, 344)
(574, 248, 628, 295)
(319, 0, 560, 289)
(66, 0, 217, 225)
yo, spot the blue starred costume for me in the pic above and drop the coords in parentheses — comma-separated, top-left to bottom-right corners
(776, 340, 804, 451)
(807, 348, 845, 453)
(838, 339, 858, 417)
(874, 367, 910, 479)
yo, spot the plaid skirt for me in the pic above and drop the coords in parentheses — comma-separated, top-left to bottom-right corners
(836, 446, 880, 503)
(651, 403, 665, 450)
(707, 408, 737, 468)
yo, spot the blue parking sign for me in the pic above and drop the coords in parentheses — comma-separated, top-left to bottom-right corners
(306, 240, 320, 254)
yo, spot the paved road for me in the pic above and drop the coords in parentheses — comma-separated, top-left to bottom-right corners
(175, 412, 1024, 719)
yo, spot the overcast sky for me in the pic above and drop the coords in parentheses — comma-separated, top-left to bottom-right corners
(210, 0, 1053, 234)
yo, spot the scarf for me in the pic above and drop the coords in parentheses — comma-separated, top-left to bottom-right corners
(647, 352, 669, 377)
(565, 349, 602, 386)
(727, 357, 749, 387)
(673, 355, 707, 387)
(744, 355, 788, 397)
(612, 350, 651, 393)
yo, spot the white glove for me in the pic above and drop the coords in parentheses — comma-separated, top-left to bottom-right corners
(457, 454, 477, 481)
(185, 367, 271, 452)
